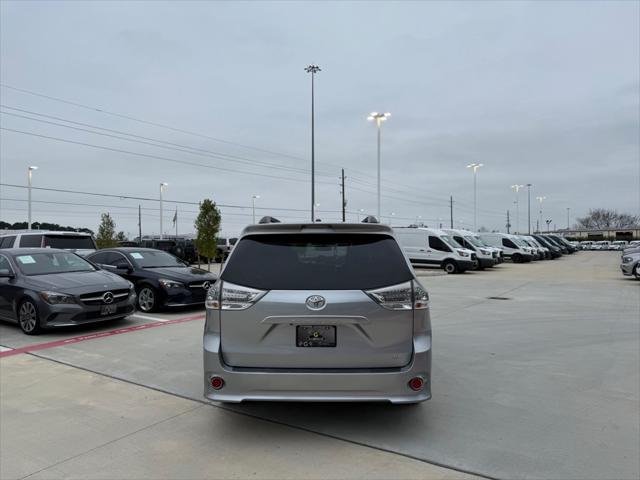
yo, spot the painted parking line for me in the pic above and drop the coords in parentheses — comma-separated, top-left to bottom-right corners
(130, 314, 171, 322)
(0, 313, 205, 359)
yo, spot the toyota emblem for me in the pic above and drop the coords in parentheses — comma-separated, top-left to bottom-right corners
(305, 295, 326, 311)
(203, 281, 211, 290)
(102, 292, 114, 304)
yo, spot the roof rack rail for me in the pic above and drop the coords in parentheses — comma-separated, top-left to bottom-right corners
(258, 216, 282, 224)
(361, 216, 379, 224)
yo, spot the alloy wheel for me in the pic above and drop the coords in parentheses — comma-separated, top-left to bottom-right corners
(138, 287, 155, 312)
(19, 301, 38, 334)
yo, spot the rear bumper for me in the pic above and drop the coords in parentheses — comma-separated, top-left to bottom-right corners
(203, 333, 432, 404)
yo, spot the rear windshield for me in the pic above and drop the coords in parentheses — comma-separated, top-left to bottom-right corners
(222, 233, 412, 290)
(43, 235, 96, 249)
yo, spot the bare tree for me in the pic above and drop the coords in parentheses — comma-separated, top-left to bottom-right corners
(575, 209, 639, 229)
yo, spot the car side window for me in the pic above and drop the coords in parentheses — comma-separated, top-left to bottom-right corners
(0, 236, 16, 248)
(19, 234, 43, 247)
(110, 254, 131, 268)
(89, 252, 109, 264)
(453, 236, 470, 249)
(429, 236, 450, 252)
(502, 239, 517, 248)
(0, 254, 13, 272)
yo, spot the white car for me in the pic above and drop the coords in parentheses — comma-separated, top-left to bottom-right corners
(394, 227, 476, 273)
(0, 230, 97, 256)
(593, 241, 610, 250)
(479, 233, 534, 263)
(610, 241, 628, 251)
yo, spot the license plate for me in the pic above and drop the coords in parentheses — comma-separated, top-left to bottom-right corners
(296, 325, 336, 347)
(100, 304, 117, 316)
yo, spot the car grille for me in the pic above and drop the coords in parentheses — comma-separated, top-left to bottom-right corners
(80, 289, 130, 305)
(471, 253, 477, 261)
(492, 251, 498, 258)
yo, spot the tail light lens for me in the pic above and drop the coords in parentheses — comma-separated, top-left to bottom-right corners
(205, 280, 266, 310)
(409, 377, 424, 391)
(365, 280, 429, 310)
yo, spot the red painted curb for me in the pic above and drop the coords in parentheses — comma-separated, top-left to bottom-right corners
(0, 313, 205, 359)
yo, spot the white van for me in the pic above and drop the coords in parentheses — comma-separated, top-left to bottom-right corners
(478, 233, 534, 263)
(580, 241, 593, 250)
(0, 230, 97, 256)
(394, 227, 476, 273)
(610, 241, 628, 251)
(593, 241, 610, 250)
(518, 235, 549, 260)
(442, 229, 497, 269)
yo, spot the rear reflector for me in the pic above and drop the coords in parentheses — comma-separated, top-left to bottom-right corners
(408, 377, 424, 391)
(210, 376, 224, 390)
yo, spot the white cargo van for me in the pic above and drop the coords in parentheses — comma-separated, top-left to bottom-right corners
(394, 227, 476, 273)
(442, 228, 497, 269)
(0, 230, 97, 256)
(478, 233, 533, 263)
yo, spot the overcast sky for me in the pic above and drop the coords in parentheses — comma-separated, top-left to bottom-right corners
(1, 0, 638, 237)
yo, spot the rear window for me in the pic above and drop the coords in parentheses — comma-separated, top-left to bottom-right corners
(43, 235, 96, 249)
(222, 233, 412, 290)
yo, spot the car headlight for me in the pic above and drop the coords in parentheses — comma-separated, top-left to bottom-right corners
(159, 278, 185, 289)
(480, 249, 491, 255)
(622, 256, 632, 263)
(457, 249, 470, 257)
(39, 291, 77, 305)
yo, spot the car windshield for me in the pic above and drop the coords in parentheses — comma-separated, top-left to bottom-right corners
(14, 252, 96, 275)
(513, 238, 529, 247)
(222, 233, 412, 290)
(42, 235, 96, 249)
(441, 235, 463, 249)
(473, 236, 492, 247)
(464, 236, 484, 248)
(130, 250, 184, 268)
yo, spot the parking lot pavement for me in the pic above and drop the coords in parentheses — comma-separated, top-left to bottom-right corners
(1, 355, 476, 480)
(1, 252, 638, 479)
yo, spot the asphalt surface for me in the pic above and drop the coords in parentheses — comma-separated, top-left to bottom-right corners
(1, 251, 638, 479)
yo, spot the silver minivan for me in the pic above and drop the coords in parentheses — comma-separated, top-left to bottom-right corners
(203, 221, 432, 403)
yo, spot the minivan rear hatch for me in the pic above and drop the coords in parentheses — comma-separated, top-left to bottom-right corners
(218, 233, 415, 369)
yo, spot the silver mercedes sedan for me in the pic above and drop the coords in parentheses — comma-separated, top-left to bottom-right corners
(203, 219, 432, 404)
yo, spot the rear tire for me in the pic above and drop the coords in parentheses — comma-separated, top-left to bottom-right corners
(634, 264, 640, 280)
(18, 299, 42, 335)
(442, 260, 458, 274)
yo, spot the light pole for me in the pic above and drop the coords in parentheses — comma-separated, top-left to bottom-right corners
(526, 184, 532, 234)
(466, 163, 484, 231)
(511, 184, 524, 234)
(251, 195, 260, 224)
(536, 196, 546, 234)
(368, 112, 391, 220)
(305, 64, 321, 222)
(566, 207, 570, 230)
(27, 166, 38, 230)
(159, 182, 168, 239)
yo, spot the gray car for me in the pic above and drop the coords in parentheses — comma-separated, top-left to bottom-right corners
(203, 221, 432, 403)
(0, 248, 136, 334)
(620, 251, 640, 279)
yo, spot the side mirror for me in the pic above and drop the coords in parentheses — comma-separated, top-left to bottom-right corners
(0, 269, 15, 278)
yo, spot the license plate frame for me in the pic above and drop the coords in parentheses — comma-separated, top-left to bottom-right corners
(100, 304, 117, 316)
(296, 325, 336, 347)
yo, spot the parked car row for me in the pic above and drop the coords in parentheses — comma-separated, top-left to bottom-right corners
(578, 240, 637, 251)
(0, 241, 217, 334)
(393, 227, 578, 273)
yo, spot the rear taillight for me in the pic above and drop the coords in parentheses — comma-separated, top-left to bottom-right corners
(205, 280, 266, 310)
(210, 376, 224, 390)
(408, 377, 424, 391)
(365, 280, 429, 310)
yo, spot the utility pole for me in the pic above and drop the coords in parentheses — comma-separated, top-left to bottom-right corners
(526, 183, 532, 234)
(566, 207, 570, 230)
(368, 112, 391, 220)
(450, 196, 454, 228)
(506, 210, 511, 233)
(305, 64, 321, 222)
(138, 205, 142, 242)
(341, 168, 346, 222)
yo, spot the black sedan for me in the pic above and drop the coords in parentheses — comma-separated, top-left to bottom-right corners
(0, 248, 136, 335)
(86, 248, 217, 312)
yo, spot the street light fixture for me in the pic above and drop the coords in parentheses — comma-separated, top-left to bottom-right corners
(511, 184, 524, 234)
(368, 112, 391, 220)
(27, 166, 38, 230)
(526, 183, 533, 234)
(536, 195, 546, 233)
(251, 195, 260, 224)
(466, 163, 484, 231)
(159, 182, 168, 239)
(305, 64, 321, 222)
